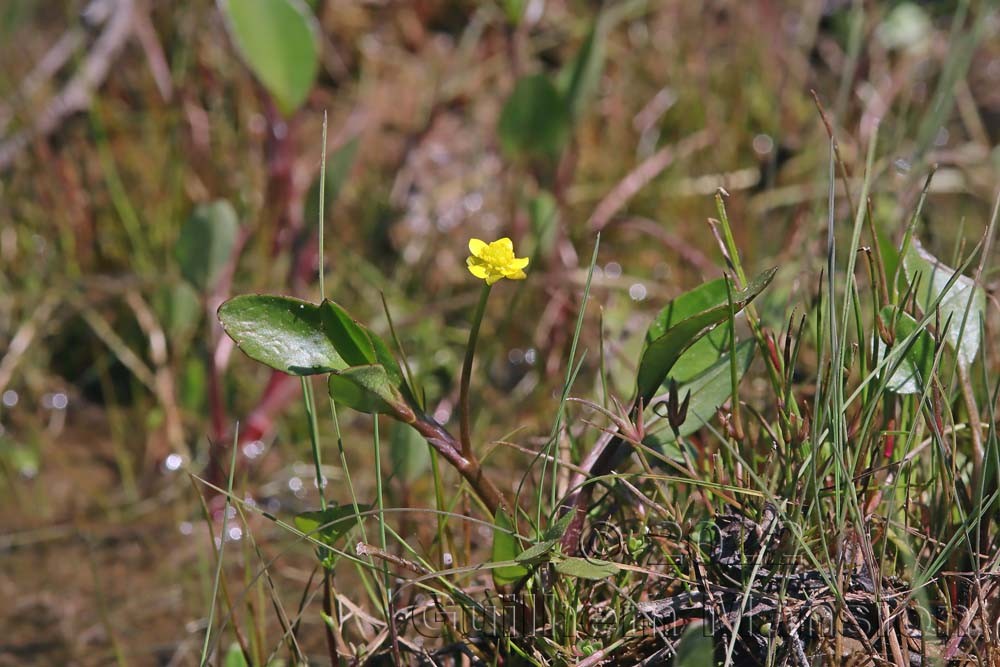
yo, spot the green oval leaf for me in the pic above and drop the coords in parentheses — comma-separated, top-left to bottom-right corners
(328, 365, 411, 417)
(389, 423, 430, 484)
(219, 295, 346, 375)
(318, 300, 408, 395)
(553, 556, 619, 580)
(295, 504, 370, 545)
(636, 268, 776, 405)
(492, 509, 529, 585)
(320, 300, 377, 367)
(903, 239, 985, 367)
(646, 278, 732, 384)
(649, 339, 756, 444)
(163, 281, 202, 341)
(220, 0, 319, 116)
(498, 74, 571, 160)
(514, 539, 559, 566)
(175, 200, 238, 291)
(876, 306, 936, 395)
(367, 328, 407, 392)
(673, 623, 714, 667)
(224, 643, 249, 667)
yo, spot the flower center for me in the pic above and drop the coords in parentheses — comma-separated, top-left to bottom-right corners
(482, 245, 512, 267)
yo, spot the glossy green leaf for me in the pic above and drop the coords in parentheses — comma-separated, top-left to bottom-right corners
(636, 268, 776, 405)
(220, 0, 319, 116)
(903, 239, 986, 367)
(328, 365, 408, 415)
(649, 339, 756, 444)
(498, 74, 571, 160)
(319, 300, 376, 367)
(295, 504, 370, 544)
(367, 329, 407, 392)
(492, 509, 529, 585)
(218, 295, 345, 375)
(646, 278, 732, 384)
(876, 307, 935, 395)
(553, 556, 619, 580)
(175, 200, 238, 291)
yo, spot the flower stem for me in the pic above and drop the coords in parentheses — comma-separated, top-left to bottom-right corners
(459, 283, 492, 457)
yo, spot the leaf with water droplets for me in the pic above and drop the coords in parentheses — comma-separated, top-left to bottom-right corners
(219, 295, 346, 375)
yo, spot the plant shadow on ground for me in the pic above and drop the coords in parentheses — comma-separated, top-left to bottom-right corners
(1, 1, 1000, 665)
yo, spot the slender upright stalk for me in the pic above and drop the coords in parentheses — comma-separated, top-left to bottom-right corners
(372, 416, 402, 664)
(459, 284, 492, 457)
(200, 427, 240, 667)
(318, 111, 328, 300)
(301, 377, 326, 510)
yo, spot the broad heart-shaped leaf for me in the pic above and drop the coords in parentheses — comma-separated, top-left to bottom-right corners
(553, 556, 619, 580)
(219, 0, 319, 116)
(328, 365, 409, 416)
(645, 278, 733, 384)
(319, 300, 376, 367)
(648, 339, 756, 447)
(876, 306, 935, 395)
(903, 239, 986, 367)
(492, 509, 529, 585)
(175, 200, 238, 291)
(498, 74, 571, 160)
(294, 504, 370, 545)
(219, 295, 346, 375)
(636, 268, 777, 406)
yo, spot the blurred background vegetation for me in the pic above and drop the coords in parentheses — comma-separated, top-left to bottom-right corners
(1, 0, 998, 664)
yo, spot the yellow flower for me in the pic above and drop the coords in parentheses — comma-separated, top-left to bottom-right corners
(466, 237, 529, 285)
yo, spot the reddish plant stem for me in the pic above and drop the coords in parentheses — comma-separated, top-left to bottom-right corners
(410, 414, 509, 516)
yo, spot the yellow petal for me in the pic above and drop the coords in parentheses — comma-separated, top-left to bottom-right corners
(493, 237, 514, 252)
(466, 259, 488, 279)
(468, 238, 487, 256)
(509, 256, 529, 270)
(503, 268, 527, 280)
(486, 273, 502, 285)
